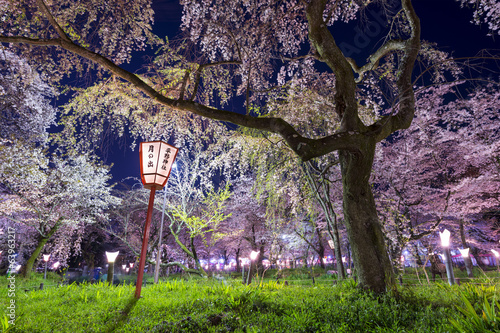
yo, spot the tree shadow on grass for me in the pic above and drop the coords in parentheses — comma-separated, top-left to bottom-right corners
(104, 296, 139, 333)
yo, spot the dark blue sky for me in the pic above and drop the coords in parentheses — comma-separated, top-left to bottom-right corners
(106, 0, 498, 185)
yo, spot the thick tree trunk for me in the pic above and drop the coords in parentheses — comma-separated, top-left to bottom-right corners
(21, 219, 63, 279)
(339, 142, 396, 294)
(235, 248, 241, 273)
(326, 219, 346, 279)
(459, 220, 474, 278)
(190, 237, 207, 276)
(316, 227, 326, 269)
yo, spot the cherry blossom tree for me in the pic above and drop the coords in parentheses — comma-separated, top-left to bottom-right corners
(0, 140, 119, 278)
(0, 49, 56, 144)
(455, 0, 500, 35)
(373, 82, 500, 276)
(3, 0, 497, 293)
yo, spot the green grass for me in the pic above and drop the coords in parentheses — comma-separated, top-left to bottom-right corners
(1, 270, 499, 332)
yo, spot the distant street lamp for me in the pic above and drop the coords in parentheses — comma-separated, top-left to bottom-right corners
(459, 248, 473, 278)
(122, 264, 127, 273)
(439, 229, 455, 285)
(53, 261, 60, 270)
(106, 251, 119, 285)
(43, 254, 50, 279)
(136, 141, 178, 299)
(491, 249, 499, 273)
(247, 251, 259, 285)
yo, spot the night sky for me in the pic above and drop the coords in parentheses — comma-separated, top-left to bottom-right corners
(105, 0, 498, 185)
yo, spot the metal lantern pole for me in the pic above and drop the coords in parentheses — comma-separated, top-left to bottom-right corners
(440, 229, 455, 286)
(106, 251, 119, 285)
(459, 248, 473, 278)
(135, 187, 156, 298)
(491, 250, 499, 275)
(154, 189, 167, 284)
(247, 251, 259, 285)
(43, 254, 50, 279)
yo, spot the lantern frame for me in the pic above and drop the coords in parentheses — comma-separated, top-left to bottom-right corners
(139, 141, 179, 190)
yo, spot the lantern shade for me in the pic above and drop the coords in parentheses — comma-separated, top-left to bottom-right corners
(250, 251, 259, 261)
(459, 248, 469, 258)
(106, 251, 119, 263)
(139, 141, 179, 190)
(439, 229, 451, 247)
(43, 254, 50, 262)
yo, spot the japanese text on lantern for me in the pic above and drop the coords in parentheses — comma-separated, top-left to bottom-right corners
(148, 145, 154, 168)
(161, 148, 171, 171)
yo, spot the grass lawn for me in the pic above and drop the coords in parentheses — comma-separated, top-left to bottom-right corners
(1, 268, 499, 332)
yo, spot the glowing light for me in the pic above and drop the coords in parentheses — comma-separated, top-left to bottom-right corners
(105, 251, 119, 263)
(139, 141, 179, 190)
(439, 229, 451, 247)
(250, 251, 259, 261)
(459, 248, 470, 258)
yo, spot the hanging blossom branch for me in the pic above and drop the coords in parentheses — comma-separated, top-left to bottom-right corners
(0, 0, 368, 161)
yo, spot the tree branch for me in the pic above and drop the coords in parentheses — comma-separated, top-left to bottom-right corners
(370, 0, 421, 142)
(346, 39, 406, 83)
(36, 0, 71, 42)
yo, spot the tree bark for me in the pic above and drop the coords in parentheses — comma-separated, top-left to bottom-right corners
(325, 214, 345, 279)
(459, 220, 474, 278)
(315, 227, 326, 269)
(339, 141, 396, 294)
(235, 248, 241, 273)
(21, 218, 63, 279)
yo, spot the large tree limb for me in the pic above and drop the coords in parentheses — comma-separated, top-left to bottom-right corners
(346, 39, 406, 83)
(370, 0, 421, 142)
(0, 34, 361, 160)
(306, 0, 360, 131)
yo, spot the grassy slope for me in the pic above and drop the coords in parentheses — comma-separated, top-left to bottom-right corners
(1, 271, 472, 333)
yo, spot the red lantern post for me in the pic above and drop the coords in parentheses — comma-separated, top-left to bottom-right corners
(135, 141, 178, 298)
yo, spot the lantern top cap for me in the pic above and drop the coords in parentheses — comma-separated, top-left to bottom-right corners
(106, 251, 120, 263)
(439, 229, 451, 247)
